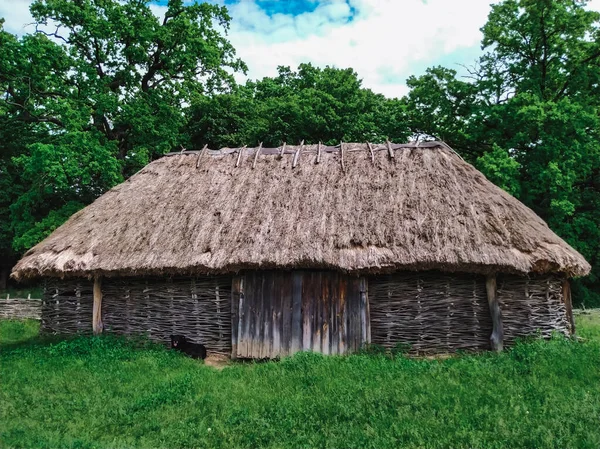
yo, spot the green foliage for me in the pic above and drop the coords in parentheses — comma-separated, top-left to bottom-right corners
(1, 316, 599, 448)
(476, 145, 521, 198)
(0, 0, 245, 255)
(188, 63, 410, 148)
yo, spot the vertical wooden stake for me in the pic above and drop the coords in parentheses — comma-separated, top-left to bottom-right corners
(562, 279, 575, 335)
(367, 142, 375, 164)
(486, 273, 503, 351)
(196, 144, 208, 168)
(292, 140, 304, 169)
(278, 142, 286, 159)
(316, 142, 322, 164)
(235, 145, 247, 168)
(386, 139, 394, 159)
(92, 275, 103, 334)
(252, 142, 263, 169)
(340, 141, 345, 172)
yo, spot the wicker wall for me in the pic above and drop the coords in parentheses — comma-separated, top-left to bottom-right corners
(498, 274, 569, 344)
(41, 276, 232, 356)
(369, 272, 493, 353)
(369, 272, 569, 353)
(42, 279, 94, 334)
(102, 276, 232, 356)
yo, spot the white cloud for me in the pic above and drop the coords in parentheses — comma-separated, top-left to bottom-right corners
(0, 0, 35, 35)
(225, 0, 492, 97)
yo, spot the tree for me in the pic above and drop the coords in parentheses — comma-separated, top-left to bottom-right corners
(187, 63, 410, 148)
(402, 0, 600, 305)
(0, 0, 245, 260)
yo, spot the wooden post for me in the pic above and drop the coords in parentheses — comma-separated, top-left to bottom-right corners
(486, 273, 503, 351)
(292, 140, 304, 168)
(316, 142, 322, 164)
(252, 142, 263, 169)
(386, 139, 394, 159)
(562, 279, 576, 335)
(367, 142, 375, 164)
(92, 275, 103, 334)
(340, 141, 345, 171)
(195, 144, 208, 168)
(278, 142, 286, 159)
(235, 145, 247, 167)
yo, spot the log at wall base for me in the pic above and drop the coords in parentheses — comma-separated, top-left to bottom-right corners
(92, 275, 103, 334)
(486, 273, 503, 351)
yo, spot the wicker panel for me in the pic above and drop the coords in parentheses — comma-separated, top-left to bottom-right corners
(498, 274, 569, 344)
(0, 300, 42, 320)
(41, 280, 94, 334)
(369, 272, 492, 353)
(102, 276, 232, 356)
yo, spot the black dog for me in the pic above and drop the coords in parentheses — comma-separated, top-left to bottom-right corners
(170, 335, 207, 360)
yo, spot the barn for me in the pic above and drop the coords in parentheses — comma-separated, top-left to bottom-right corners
(11, 142, 590, 357)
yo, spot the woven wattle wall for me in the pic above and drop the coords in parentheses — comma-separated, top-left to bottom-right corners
(369, 272, 493, 353)
(102, 276, 232, 356)
(369, 272, 568, 353)
(42, 279, 94, 334)
(497, 274, 569, 344)
(41, 276, 232, 356)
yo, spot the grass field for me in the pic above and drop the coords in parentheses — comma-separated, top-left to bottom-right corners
(1, 313, 599, 449)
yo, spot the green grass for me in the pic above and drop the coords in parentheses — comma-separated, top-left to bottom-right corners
(1, 315, 599, 449)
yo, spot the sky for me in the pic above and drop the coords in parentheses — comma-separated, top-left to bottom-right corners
(2, 0, 600, 98)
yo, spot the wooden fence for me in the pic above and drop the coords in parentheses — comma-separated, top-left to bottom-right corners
(0, 299, 42, 320)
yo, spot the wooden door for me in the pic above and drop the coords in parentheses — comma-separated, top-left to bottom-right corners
(231, 270, 369, 359)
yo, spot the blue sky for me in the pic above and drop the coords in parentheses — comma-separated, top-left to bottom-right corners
(3, 0, 600, 98)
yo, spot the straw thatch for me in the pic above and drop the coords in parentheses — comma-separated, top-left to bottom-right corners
(11, 142, 590, 280)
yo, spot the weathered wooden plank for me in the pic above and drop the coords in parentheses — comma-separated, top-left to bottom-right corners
(338, 273, 347, 354)
(231, 275, 241, 359)
(486, 273, 504, 352)
(281, 272, 292, 356)
(92, 275, 103, 334)
(326, 274, 335, 354)
(313, 271, 323, 353)
(360, 277, 370, 345)
(263, 272, 275, 358)
(302, 271, 312, 351)
(239, 273, 251, 358)
(271, 273, 282, 357)
(321, 272, 330, 355)
(252, 272, 265, 359)
(291, 271, 303, 354)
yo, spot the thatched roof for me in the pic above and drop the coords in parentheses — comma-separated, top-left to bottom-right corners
(11, 142, 590, 280)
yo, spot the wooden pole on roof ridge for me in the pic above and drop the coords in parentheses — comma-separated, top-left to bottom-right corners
(293, 140, 303, 168)
(386, 139, 394, 159)
(278, 142, 287, 159)
(340, 141, 345, 171)
(196, 144, 208, 168)
(252, 142, 263, 169)
(92, 274, 103, 335)
(316, 141, 322, 164)
(235, 145, 247, 168)
(367, 142, 375, 164)
(486, 273, 503, 351)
